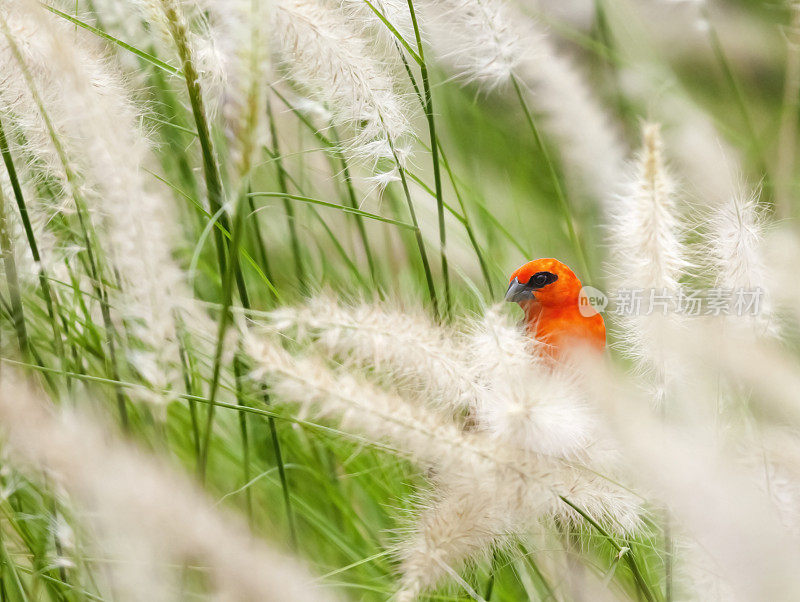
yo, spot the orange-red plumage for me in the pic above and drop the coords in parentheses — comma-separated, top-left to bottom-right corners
(506, 258, 605, 358)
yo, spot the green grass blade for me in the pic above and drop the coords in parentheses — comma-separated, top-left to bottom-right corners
(0, 116, 65, 364)
(267, 100, 306, 293)
(406, 0, 451, 318)
(559, 496, 658, 602)
(41, 4, 182, 77)
(0, 184, 30, 357)
(511, 75, 591, 280)
(248, 192, 417, 230)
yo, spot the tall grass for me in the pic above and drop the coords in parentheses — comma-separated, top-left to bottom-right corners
(0, 0, 799, 600)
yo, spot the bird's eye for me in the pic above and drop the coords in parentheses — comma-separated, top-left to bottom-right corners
(527, 271, 557, 289)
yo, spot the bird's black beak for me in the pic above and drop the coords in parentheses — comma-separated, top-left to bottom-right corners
(505, 277, 535, 303)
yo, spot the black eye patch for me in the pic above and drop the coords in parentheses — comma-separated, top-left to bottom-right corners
(526, 271, 558, 289)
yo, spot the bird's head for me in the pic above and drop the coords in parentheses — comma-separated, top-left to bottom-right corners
(505, 258, 583, 308)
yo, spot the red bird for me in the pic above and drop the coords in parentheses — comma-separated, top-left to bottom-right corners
(505, 258, 605, 358)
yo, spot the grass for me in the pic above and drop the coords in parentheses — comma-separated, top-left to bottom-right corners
(0, 0, 797, 600)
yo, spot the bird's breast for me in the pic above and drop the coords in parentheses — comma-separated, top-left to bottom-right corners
(524, 304, 606, 357)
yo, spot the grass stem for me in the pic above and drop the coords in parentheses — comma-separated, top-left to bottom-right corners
(233, 353, 254, 526)
(776, 5, 800, 219)
(406, 0, 451, 318)
(1, 20, 127, 423)
(702, 4, 773, 200)
(511, 75, 591, 280)
(559, 496, 657, 602)
(267, 99, 306, 293)
(160, 0, 229, 279)
(0, 117, 65, 365)
(330, 128, 380, 291)
(393, 159, 439, 319)
(0, 184, 30, 359)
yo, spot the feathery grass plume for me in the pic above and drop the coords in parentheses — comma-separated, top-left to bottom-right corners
(466, 306, 600, 459)
(518, 40, 627, 207)
(262, 303, 634, 495)
(704, 186, 777, 336)
(741, 427, 800, 535)
(201, 0, 271, 180)
(0, 373, 336, 601)
(262, 300, 601, 458)
(117, 0, 226, 114)
(393, 445, 642, 600)
(0, 8, 71, 200)
(420, 0, 625, 204)
(273, 0, 413, 182)
(622, 65, 742, 208)
(394, 487, 518, 602)
(585, 351, 800, 601)
(419, 0, 524, 89)
(261, 298, 484, 412)
(465, 305, 545, 380)
(610, 123, 685, 290)
(1, 1, 207, 395)
(465, 311, 640, 534)
(244, 329, 483, 471)
(395, 460, 642, 601)
(88, 0, 226, 120)
(245, 310, 642, 599)
(654, 315, 800, 539)
(477, 367, 598, 459)
(0, 167, 59, 283)
(607, 122, 688, 404)
(326, 0, 415, 59)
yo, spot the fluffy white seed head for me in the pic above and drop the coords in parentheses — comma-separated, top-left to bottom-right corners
(1, 1, 210, 395)
(610, 123, 686, 292)
(465, 305, 546, 382)
(0, 6, 71, 196)
(420, 0, 524, 89)
(477, 371, 597, 459)
(0, 166, 60, 280)
(709, 189, 767, 289)
(243, 329, 488, 474)
(421, 0, 625, 205)
(245, 302, 642, 599)
(704, 186, 777, 336)
(396, 489, 517, 601)
(136, 0, 227, 114)
(274, 0, 412, 183)
(607, 122, 689, 404)
(262, 298, 485, 412)
(202, 0, 271, 179)
(466, 307, 599, 458)
(263, 300, 610, 465)
(0, 373, 336, 602)
(325, 0, 415, 59)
